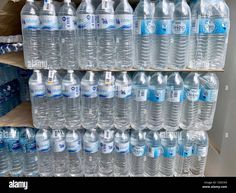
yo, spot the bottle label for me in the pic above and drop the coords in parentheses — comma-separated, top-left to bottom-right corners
(193, 145, 208, 157)
(46, 85, 62, 98)
(199, 88, 218, 102)
(21, 140, 37, 153)
(0, 141, 4, 149)
(30, 84, 46, 97)
(40, 15, 59, 30)
(184, 87, 200, 102)
(148, 88, 165, 103)
(115, 141, 129, 154)
(147, 146, 162, 159)
(36, 140, 51, 152)
(98, 85, 114, 98)
(81, 85, 97, 98)
(166, 88, 184, 102)
(191, 18, 199, 34)
(115, 14, 133, 30)
(77, 14, 96, 30)
(177, 145, 192, 158)
(163, 146, 176, 158)
(172, 19, 191, 35)
(53, 140, 66, 153)
(135, 19, 155, 35)
(84, 141, 99, 154)
(155, 19, 172, 35)
(7, 140, 21, 152)
(199, 18, 230, 34)
(100, 141, 114, 154)
(62, 85, 80, 98)
(131, 145, 146, 157)
(59, 16, 76, 30)
(133, 89, 148, 102)
(21, 15, 40, 30)
(96, 14, 115, 29)
(66, 139, 81, 153)
(116, 85, 132, 98)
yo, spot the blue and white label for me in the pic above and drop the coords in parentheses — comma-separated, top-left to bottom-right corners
(81, 85, 97, 98)
(115, 141, 129, 154)
(59, 16, 76, 30)
(53, 140, 66, 153)
(21, 15, 40, 30)
(115, 14, 133, 30)
(191, 18, 199, 34)
(30, 84, 46, 97)
(172, 20, 190, 35)
(40, 15, 59, 30)
(100, 141, 114, 154)
(131, 145, 146, 157)
(184, 87, 200, 102)
(7, 140, 21, 152)
(135, 19, 156, 35)
(177, 145, 193, 157)
(36, 140, 50, 152)
(133, 88, 148, 102)
(166, 88, 184, 102)
(147, 146, 162, 159)
(199, 18, 230, 34)
(155, 19, 172, 35)
(98, 85, 114, 98)
(20, 140, 37, 153)
(77, 14, 96, 30)
(66, 140, 81, 153)
(62, 85, 80, 98)
(84, 141, 99, 154)
(46, 85, 62, 97)
(200, 88, 218, 102)
(96, 14, 115, 29)
(148, 87, 165, 103)
(193, 145, 208, 157)
(163, 146, 176, 158)
(116, 85, 132, 98)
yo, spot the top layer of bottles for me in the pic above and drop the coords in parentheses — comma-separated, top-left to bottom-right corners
(21, 0, 230, 71)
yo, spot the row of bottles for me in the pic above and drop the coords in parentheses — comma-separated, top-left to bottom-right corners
(21, 0, 230, 70)
(0, 127, 209, 177)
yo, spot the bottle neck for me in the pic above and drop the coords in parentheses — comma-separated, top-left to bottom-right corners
(44, 0, 52, 4)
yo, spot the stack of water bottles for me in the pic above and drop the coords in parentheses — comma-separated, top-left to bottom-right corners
(21, 0, 230, 70)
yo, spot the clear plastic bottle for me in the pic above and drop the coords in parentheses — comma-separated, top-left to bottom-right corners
(40, 0, 60, 69)
(62, 70, 81, 130)
(20, 127, 39, 176)
(164, 72, 184, 131)
(99, 129, 114, 176)
(83, 128, 99, 176)
(96, 0, 116, 70)
(197, 73, 219, 130)
(134, 0, 153, 69)
(114, 72, 132, 130)
(58, 0, 77, 70)
(98, 71, 115, 130)
(51, 129, 69, 176)
(170, 0, 191, 69)
(29, 70, 48, 129)
(46, 70, 65, 130)
(147, 72, 166, 130)
(180, 73, 200, 130)
(114, 129, 130, 176)
(115, 0, 134, 70)
(21, 0, 41, 69)
(0, 128, 9, 176)
(35, 128, 54, 177)
(77, 0, 96, 70)
(66, 129, 83, 176)
(131, 72, 148, 130)
(152, 0, 172, 69)
(144, 130, 162, 176)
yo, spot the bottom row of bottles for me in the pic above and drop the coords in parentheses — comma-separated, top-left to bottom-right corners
(0, 127, 209, 177)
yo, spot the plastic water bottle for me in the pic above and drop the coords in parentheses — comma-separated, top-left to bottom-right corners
(76, 0, 96, 69)
(114, 72, 132, 130)
(62, 70, 81, 130)
(40, 0, 60, 69)
(98, 71, 115, 130)
(0, 128, 9, 176)
(46, 70, 65, 129)
(197, 73, 219, 130)
(144, 130, 162, 176)
(170, 0, 191, 69)
(159, 131, 177, 177)
(164, 72, 184, 131)
(58, 0, 77, 70)
(191, 131, 208, 176)
(175, 130, 193, 176)
(169, 0, 175, 17)
(66, 129, 83, 176)
(99, 129, 114, 176)
(115, 0, 134, 69)
(81, 71, 98, 130)
(207, 0, 230, 69)
(134, 0, 153, 69)
(147, 72, 166, 130)
(35, 128, 54, 177)
(83, 129, 99, 176)
(21, 0, 41, 69)
(20, 127, 39, 176)
(5, 127, 23, 177)
(51, 129, 69, 176)
(29, 70, 48, 129)
(152, 0, 172, 69)
(131, 72, 148, 130)
(180, 73, 200, 130)
(96, 0, 116, 70)
(130, 129, 146, 176)
(114, 129, 130, 176)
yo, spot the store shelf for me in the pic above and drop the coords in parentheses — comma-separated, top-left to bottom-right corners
(0, 52, 26, 69)
(0, 102, 33, 128)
